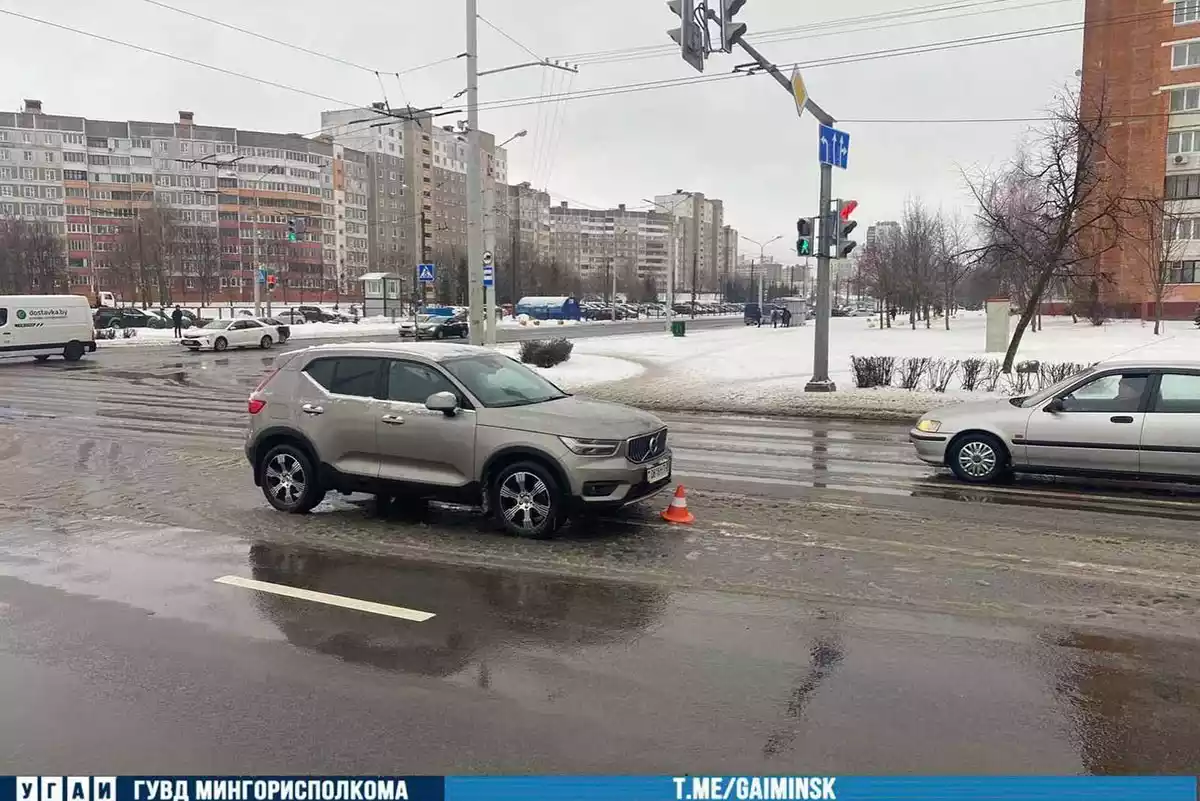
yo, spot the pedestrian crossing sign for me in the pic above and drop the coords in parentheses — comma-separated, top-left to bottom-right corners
(417, 263, 436, 283)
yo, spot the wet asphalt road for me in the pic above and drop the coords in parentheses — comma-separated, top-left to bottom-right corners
(2, 346, 1200, 773)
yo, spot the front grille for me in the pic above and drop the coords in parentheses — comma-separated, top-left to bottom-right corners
(627, 428, 668, 464)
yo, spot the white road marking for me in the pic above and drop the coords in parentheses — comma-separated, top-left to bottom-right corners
(214, 575, 435, 622)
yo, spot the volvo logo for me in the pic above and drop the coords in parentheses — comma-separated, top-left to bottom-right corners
(648, 430, 666, 458)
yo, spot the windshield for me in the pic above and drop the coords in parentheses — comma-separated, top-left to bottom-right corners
(1021, 365, 1096, 407)
(417, 315, 442, 324)
(202, 319, 229, 330)
(442, 352, 568, 408)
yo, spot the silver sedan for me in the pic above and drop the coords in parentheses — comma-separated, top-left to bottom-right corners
(910, 359, 1200, 484)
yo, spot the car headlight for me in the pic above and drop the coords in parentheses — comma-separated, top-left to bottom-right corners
(916, 419, 942, 433)
(559, 436, 621, 457)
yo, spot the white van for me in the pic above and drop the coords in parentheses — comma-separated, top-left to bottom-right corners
(0, 295, 97, 363)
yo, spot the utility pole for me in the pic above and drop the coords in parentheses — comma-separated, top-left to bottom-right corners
(465, 0, 485, 346)
(484, 180, 497, 345)
(690, 197, 700, 318)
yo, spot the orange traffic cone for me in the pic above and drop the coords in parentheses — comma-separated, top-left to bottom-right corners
(661, 484, 695, 524)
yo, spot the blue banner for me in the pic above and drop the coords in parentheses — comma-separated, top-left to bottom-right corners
(0, 776, 1195, 801)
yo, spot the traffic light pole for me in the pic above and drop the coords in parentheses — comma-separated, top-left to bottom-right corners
(731, 37, 837, 392)
(807, 162, 835, 392)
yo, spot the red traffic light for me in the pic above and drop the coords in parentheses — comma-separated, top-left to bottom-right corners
(839, 200, 858, 221)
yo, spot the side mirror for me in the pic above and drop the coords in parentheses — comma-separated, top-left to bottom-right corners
(1044, 397, 1065, 413)
(425, 390, 458, 416)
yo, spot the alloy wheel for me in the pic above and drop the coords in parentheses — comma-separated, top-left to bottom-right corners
(498, 471, 552, 534)
(265, 453, 307, 508)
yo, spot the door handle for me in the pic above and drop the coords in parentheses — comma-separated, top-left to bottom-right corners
(381, 414, 405, 425)
(301, 403, 324, 415)
(1110, 415, 1134, 424)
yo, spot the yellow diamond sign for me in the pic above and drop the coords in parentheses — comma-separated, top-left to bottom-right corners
(791, 66, 808, 119)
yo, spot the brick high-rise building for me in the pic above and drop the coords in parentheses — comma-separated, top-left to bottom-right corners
(1081, 0, 1200, 316)
(0, 100, 368, 304)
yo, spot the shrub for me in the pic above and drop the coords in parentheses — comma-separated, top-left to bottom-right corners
(960, 358, 985, 392)
(850, 355, 896, 388)
(898, 357, 932, 390)
(980, 359, 1004, 393)
(926, 359, 959, 393)
(519, 338, 573, 368)
(1039, 360, 1087, 388)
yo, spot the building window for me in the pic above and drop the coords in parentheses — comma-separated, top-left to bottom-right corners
(23, 151, 33, 162)
(1174, 40, 1200, 68)
(1171, 86, 1200, 112)
(1178, 0, 1200, 25)
(1167, 260, 1200, 283)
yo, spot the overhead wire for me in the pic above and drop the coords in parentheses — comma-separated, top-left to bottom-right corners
(477, 13, 545, 62)
(560, 0, 1066, 65)
(0, 7, 432, 125)
(440, 5, 1173, 121)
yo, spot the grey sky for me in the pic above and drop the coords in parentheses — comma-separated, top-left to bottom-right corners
(1, 0, 1083, 263)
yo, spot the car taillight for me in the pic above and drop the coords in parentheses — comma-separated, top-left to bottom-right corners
(248, 398, 267, 415)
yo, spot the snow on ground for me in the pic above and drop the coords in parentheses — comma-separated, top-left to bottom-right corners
(563, 312, 1200, 420)
(95, 319, 403, 348)
(494, 345, 645, 390)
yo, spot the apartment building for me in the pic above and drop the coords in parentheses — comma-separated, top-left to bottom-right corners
(717, 224, 740, 288)
(549, 202, 673, 293)
(0, 100, 368, 303)
(652, 191, 726, 292)
(506, 182, 551, 267)
(1080, 0, 1200, 317)
(322, 106, 508, 291)
(865, 221, 900, 248)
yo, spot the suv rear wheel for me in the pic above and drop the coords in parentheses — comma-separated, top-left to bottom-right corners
(491, 461, 563, 539)
(261, 444, 326, 513)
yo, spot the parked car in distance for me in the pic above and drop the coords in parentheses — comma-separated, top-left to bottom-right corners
(399, 312, 469, 340)
(259, 317, 291, 343)
(93, 306, 162, 329)
(181, 317, 280, 352)
(911, 360, 1200, 484)
(245, 342, 673, 538)
(294, 305, 353, 324)
(274, 309, 311, 326)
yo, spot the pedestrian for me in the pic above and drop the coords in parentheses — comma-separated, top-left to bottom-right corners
(782, 308, 792, 328)
(171, 304, 183, 338)
(771, 308, 779, 328)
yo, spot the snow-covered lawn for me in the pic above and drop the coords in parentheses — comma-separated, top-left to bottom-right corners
(95, 318, 404, 348)
(560, 313, 1200, 419)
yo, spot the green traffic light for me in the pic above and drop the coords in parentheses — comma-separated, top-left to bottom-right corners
(798, 238, 810, 256)
(287, 233, 297, 242)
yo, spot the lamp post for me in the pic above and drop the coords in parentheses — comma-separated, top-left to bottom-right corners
(741, 234, 782, 309)
(484, 130, 527, 346)
(644, 192, 695, 331)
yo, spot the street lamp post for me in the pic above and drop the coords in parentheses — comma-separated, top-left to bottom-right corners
(741, 234, 782, 309)
(644, 192, 695, 331)
(483, 130, 527, 346)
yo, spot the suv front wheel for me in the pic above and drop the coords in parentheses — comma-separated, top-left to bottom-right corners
(261, 444, 327, 513)
(491, 461, 563, 539)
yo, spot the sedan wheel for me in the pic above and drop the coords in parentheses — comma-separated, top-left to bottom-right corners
(259, 335, 273, 349)
(948, 434, 1006, 484)
(492, 462, 562, 539)
(213, 337, 228, 352)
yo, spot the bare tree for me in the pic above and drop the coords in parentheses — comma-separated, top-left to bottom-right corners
(968, 87, 1123, 372)
(0, 216, 66, 294)
(184, 227, 221, 306)
(935, 212, 974, 330)
(895, 198, 941, 329)
(1124, 196, 1184, 335)
(857, 242, 895, 328)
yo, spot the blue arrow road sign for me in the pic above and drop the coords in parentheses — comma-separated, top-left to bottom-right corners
(257, 268, 267, 285)
(417, 263, 436, 283)
(819, 124, 850, 169)
(482, 265, 494, 287)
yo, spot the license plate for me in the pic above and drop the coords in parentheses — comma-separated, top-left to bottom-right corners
(646, 458, 671, 483)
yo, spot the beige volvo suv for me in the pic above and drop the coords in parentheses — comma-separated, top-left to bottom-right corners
(245, 342, 672, 538)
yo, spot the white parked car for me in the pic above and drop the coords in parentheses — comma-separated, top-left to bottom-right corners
(181, 318, 278, 352)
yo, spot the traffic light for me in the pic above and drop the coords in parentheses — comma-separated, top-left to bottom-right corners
(717, 0, 747, 52)
(667, 0, 706, 73)
(836, 199, 858, 259)
(287, 217, 297, 242)
(266, 273, 277, 291)
(796, 217, 814, 257)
